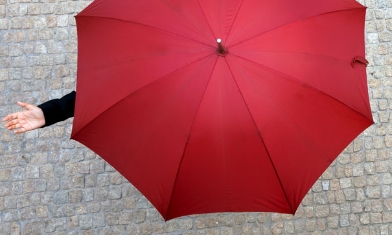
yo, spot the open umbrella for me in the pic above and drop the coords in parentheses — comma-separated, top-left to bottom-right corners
(71, 0, 373, 220)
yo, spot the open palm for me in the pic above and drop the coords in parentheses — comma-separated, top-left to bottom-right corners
(3, 102, 45, 134)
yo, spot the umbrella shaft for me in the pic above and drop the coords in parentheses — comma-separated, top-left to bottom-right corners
(217, 42, 228, 56)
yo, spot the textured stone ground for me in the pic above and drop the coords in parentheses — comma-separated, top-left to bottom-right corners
(1, 0, 392, 234)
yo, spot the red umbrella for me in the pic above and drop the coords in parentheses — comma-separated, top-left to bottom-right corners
(71, 0, 373, 220)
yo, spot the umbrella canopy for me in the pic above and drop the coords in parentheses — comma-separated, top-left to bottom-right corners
(72, 0, 373, 220)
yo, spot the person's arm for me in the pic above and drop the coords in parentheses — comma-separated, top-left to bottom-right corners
(3, 91, 76, 133)
(38, 91, 76, 127)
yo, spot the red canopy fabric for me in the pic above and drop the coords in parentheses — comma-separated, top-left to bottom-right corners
(72, 0, 373, 220)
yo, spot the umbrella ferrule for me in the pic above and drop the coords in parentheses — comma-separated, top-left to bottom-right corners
(217, 38, 228, 57)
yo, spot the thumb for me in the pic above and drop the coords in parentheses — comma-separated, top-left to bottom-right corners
(17, 101, 34, 110)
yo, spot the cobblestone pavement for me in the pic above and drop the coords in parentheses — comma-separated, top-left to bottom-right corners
(1, 0, 392, 234)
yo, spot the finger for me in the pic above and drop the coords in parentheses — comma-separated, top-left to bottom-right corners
(2, 113, 17, 122)
(4, 117, 17, 126)
(17, 101, 32, 110)
(4, 118, 18, 127)
(14, 127, 27, 134)
(6, 121, 26, 131)
(6, 122, 20, 130)
(5, 123, 15, 130)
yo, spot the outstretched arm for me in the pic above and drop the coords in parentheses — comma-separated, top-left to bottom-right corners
(3, 91, 76, 134)
(3, 102, 45, 134)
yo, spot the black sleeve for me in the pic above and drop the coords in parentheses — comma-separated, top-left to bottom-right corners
(38, 91, 76, 127)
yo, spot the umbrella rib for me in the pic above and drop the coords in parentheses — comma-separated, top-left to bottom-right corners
(195, 0, 245, 43)
(195, 0, 217, 39)
(226, 54, 346, 213)
(77, 15, 214, 48)
(223, 0, 244, 43)
(161, 0, 217, 42)
(165, 56, 219, 219)
(229, 8, 363, 48)
(230, 53, 372, 122)
(241, 50, 352, 63)
(73, 53, 216, 150)
(223, 58, 295, 214)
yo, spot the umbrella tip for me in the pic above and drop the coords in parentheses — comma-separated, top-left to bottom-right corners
(216, 38, 228, 57)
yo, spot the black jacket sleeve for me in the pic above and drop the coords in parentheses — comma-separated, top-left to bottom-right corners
(38, 91, 76, 127)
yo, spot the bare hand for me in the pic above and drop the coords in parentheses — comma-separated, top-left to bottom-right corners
(3, 102, 45, 134)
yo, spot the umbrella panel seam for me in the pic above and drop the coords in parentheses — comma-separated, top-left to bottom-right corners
(195, 0, 217, 41)
(76, 15, 214, 48)
(165, 56, 220, 220)
(229, 54, 373, 123)
(229, 8, 365, 48)
(224, 58, 295, 214)
(72, 53, 216, 141)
